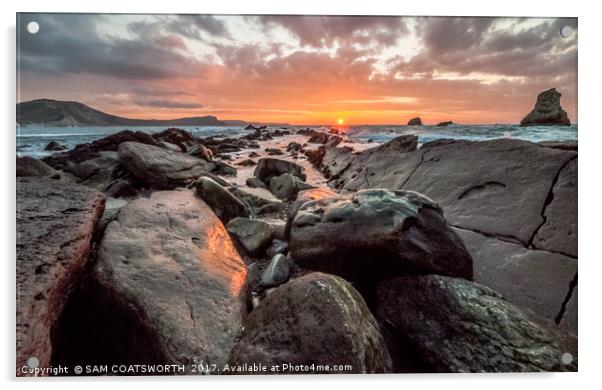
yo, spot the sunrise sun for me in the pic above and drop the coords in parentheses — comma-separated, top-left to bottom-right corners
(337, 118, 344, 125)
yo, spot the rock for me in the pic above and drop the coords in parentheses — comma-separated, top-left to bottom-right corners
(236, 159, 256, 167)
(106, 179, 138, 198)
(254, 158, 306, 183)
(16, 156, 61, 179)
(265, 148, 284, 156)
(157, 141, 183, 152)
(186, 144, 213, 161)
(248, 151, 260, 158)
(436, 121, 453, 127)
(407, 117, 422, 126)
(520, 88, 571, 126)
(118, 141, 207, 189)
(265, 239, 289, 257)
(195, 177, 249, 223)
(559, 285, 577, 335)
(268, 173, 313, 201)
(196, 171, 230, 187)
(375, 275, 577, 372)
(44, 140, 67, 151)
(229, 186, 283, 216)
(226, 217, 275, 256)
(260, 254, 291, 287)
(67, 151, 120, 191)
(286, 142, 303, 153)
(16, 177, 105, 375)
(153, 128, 198, 152)
(93, 189, 247, 370)
(261, 218, 287, 240)
(207, 160, 237, 176)
(245, 176, 267, 189)
(539, 140, 578, 151)
(533, 158, 577, 257)
(229, 273, 392, 373)
(289, 189, 473, 285)
(454, 228, 577, 330)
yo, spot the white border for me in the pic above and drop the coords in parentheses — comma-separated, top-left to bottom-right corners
(2, 1, 601, 389)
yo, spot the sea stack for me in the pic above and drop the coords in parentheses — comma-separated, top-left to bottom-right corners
(407, 117, 422, 126)
(520, 88, 571, 126)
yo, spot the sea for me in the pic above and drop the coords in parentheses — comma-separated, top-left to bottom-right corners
(16, 124, 578, 158)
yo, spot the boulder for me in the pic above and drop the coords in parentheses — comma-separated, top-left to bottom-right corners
(118, 141, 207, 189)
(16, 177, 105, 375)
(195, 177, 249, 223)
(16, 157, 61, 179)
(229, 273, 392, 373)
(268, 173, 313, 201)
(226, 218, 275, 256)
(237, 159, 256, 167)
(436, 121, 453, 127)
(407, 117, 422, 126)
(67, 151, 120, 191)
(195, 171, 230, 187)
(265, 239, 289, 257)
(254, 158, 306, 183)
(93, 189, 247, 370)
(186, 144, 213, 161)
(375, 275, 577, 372)
(157, 141, 183, 152)
(229, 186, 283, 216)
(44, 140, 67, 151)
(260, 254, 292, 287)
(207, 160, 237, 176)
(106, 179, 138, 198)
(245, 176, 267, 189)
(520, 88, 571, 126)
(538, 140, 578, 151)
(153, 128, 198, 152)
(289, 189, 473, 284)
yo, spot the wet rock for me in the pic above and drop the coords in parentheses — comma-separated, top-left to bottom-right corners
(17, 156, 61, 179)
(195, 177, 249, 223)
(106, 179, 138, 198)
(376, 275, 577, 372)
(186, 144, 213, 161)
(226, 217, 275, 256)
(246, 176, 267, 189)
(254, 158, 306, 184)
(269, 173, 313, 201)
(94, 189, 247, 370)
(260, 254, 292, 287)
(229, 273, 392, 373)
(289, 189, 473, 284)
(520, 88, 571, 126)
(67, 151, 120, 191)
(118, 141, 207, 189)
(44, 140, 67, 151)
(153, 128, 198, 152)
(229, 186, 283, 216)
(16, 177, 105, 375)
(207, 160, 237, 176)
(196, 171, 230, 187)
(265, 239, 289, 257)
(407, 117, 422, 126)
(157, 141, 182, 152)
(237, 159, 256, 167)
(436, 121, 453, 127)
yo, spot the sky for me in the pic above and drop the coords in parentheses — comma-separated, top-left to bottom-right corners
(17, 14, 577, 125)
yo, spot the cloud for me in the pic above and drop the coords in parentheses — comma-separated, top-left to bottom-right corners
(167, 15, 231, 39)
(133, 99, 203, 109)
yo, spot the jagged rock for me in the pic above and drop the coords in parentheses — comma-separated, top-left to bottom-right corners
(93, 189, 247, 371)
(207, 160, 237, 176)
(533, 158, 577, 257)
(195, 177, 249, 223)
(268, 173, 313, 201)
(229, 187, 283, 216)
(16, 156, 61, 179)
(260, 254, 292, 287)
(226, 217, 274, 256)
(436, 121, 453, 127)
(16, 177, 105, 375)
(44, 140, 67, 151)
(229, 273, 392, 373)
(245, 176, 267, 189)
(265, 239, 289, 257)
(157, 141, 182, 152)
(455, 227, 577, 330)
(118, 141, 207, 189)
(520, 88, 571, 126)
(407, 117, 422, 126)
(289, 189, 473, 284)
(254, 158, 306, 184)
(376, 275, 577, 372)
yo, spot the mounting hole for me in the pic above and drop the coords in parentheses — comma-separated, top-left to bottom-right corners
(27, 21, 40, 34)
(561, 352, 574, 365)
(560, 25, 573, 38)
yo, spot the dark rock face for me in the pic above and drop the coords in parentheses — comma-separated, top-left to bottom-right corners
(195, 177, 249, 223)
(152, 128, 198, 152)
(118, 142, 207, 189)
(289, 189, 473, 284)
(44, 140, 67, 151)
(520, 88, 571, 126)
(66, 151, 120, 191)
(16, 177, 105, 375)
(376, 275, 577, 372)
(229, 273, 392, 374)
(436, 121, 453, 127)
(17, 157, 61, 179)
(254, 158, 306, 183)
(93, 189, 247, 370)
(407, 117, 422, 126)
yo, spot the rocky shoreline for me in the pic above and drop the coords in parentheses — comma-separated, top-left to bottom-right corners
(16, 124, 577, 375)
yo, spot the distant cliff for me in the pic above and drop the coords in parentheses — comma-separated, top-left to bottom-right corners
(17, 99, 227, 127)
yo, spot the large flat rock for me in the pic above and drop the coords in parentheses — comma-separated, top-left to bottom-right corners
(16, 177, 105, 375)
(94, 189, 247, 369)
(455, 228, 577, 333)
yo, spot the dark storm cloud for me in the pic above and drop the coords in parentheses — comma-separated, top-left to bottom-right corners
(133, 99, 203, 109)
(17, 13, 201, 80)
(255, 15, 408, 47)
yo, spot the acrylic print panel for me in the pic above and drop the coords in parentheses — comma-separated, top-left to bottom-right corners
(16, 13, 577, 376)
